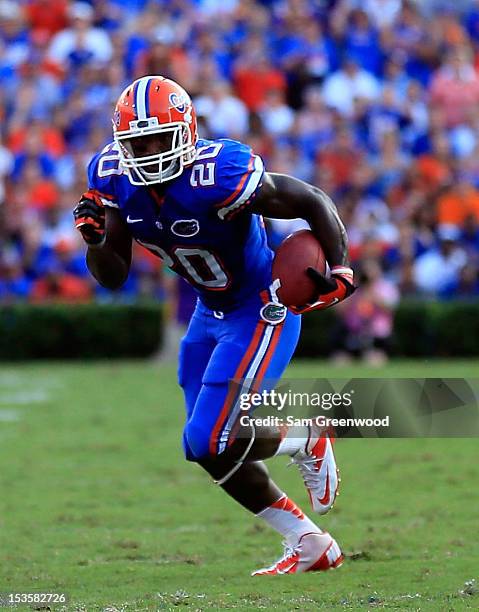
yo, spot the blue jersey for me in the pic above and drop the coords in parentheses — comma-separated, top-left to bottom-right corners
(88, 138, 273, 311)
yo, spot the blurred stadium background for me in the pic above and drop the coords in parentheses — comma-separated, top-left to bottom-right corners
(0, 0, 479, 361)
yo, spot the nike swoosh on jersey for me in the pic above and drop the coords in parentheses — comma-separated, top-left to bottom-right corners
(127, 215, 143, 223)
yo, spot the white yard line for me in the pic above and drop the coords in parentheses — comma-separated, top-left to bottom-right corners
(0, 371, 62, 389)
(0, 372, 24, 385)
(0, 372, 63, 407)
(0, 390, 52, 405)
(0, 409, 21, 422)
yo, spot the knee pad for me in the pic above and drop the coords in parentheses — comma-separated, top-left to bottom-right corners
(182, 430, 198, 462)
(184, 419, 254, 464)
(184, 421, 212, 462)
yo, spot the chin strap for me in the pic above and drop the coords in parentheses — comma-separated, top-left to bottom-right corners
(213, 424, 256, 486)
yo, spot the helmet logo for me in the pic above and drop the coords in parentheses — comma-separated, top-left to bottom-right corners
(169, 92, 186, 113)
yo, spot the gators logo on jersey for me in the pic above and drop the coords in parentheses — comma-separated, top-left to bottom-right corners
(171, 219, 200, 237)
(260, 303, 287, 325)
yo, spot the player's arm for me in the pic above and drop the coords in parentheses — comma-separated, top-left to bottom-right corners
(251, 172, 355, 312)
(86, 207, 132, 289)
(73, 190, 132, 289)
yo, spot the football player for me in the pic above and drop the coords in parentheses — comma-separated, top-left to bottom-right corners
(73, 76, 355, 575)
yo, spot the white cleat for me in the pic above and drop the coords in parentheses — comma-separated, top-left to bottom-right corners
(290, 431, 339, 514)
(252, 532, 344, 575)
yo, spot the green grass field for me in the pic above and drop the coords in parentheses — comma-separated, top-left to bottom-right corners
(0, 360, 478, 611)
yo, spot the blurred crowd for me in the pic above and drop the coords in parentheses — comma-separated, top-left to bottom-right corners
(1, 0, 479, 328)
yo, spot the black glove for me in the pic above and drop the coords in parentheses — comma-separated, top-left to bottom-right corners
(73, 190, 105, 245)
(291, 266, 356, 314)
(306, 266, 356, 296)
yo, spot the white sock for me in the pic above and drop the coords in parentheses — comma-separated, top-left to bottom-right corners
(257, 494, 321, 545)
(275, 425, 309, 457)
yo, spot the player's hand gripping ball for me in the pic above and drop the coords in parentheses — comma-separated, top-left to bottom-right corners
(73, 190, 106, 246)
(272, 229, 356, 313)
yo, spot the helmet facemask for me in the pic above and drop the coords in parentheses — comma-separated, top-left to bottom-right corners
(115, 118, 196, 186)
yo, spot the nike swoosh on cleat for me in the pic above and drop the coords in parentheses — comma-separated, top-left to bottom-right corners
(277, 561, 298, 574)
(127, 215, 143, 223)
(317, 468, 330, 507)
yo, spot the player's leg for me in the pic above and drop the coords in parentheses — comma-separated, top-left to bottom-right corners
(185, 378, 283, 510)
(183, 309, 301, 506)
(200, 456, 343, 576)
(183, 307, 343, 574)
(177, 308, 216, 460)
(183, 305, 301, 465)
(191, 389, 342, 575)
(196, 304, 339, 516)
(177, 309, 304, 547)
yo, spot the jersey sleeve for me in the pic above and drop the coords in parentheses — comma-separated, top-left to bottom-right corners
(87, 145, 121, 209)
(212, 140, 265, 221)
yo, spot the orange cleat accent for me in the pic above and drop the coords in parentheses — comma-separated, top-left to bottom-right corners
(252, 532, 344, 576)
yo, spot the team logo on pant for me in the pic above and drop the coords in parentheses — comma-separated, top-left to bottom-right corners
(260, 302, 287, 325)
(171, 219, 200, 237)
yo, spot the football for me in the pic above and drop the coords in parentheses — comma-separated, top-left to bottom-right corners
(272, 229, 327, 307)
